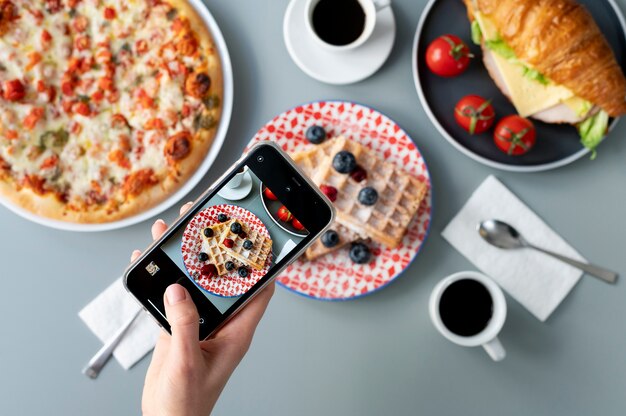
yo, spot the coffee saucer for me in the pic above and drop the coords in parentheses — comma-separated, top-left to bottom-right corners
(283, 0, 396, 85)
(217, 171, 253, 201)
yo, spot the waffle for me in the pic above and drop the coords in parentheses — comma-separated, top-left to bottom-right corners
(304, 222, 360, 260)
(219, 220, 273, 270)
(290, 139, 336, 178)
(290, 138, 362, 259)
(311, 136, 428, 248)
(200, 222, 240, 276)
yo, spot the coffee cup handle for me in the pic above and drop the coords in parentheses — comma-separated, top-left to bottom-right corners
(482, 337, 506, 362)
(373, 0, 391, 11)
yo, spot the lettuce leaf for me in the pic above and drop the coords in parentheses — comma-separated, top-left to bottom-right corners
(578, 110, 609, 159)
(484, 38, 516, 59)
(521, 67, 549, 85)
(471, 20, 482, 45)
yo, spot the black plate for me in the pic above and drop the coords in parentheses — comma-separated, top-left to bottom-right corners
(259, 184, 308, 238)
(412, 0, 626, 171)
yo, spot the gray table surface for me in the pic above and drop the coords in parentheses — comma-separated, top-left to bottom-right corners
(2, 0, 625, 415)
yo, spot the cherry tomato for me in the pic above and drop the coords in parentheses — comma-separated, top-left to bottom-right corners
(426, 35, 472, 77)
(454, 95, 495, 134)
(493, 115, 536, 156)
(292, 218, 305, 231)
(263, 186, 278, 201)
(277, 205, 293, 222)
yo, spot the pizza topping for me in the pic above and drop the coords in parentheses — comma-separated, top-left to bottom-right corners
(103, 7, 116, 20)
(40, 129, 69, 149)
(164, 131, 191, 162)
(0, 1, 17, 36)
(3, 79, 25, 102)
(45, 0, 64, 14)
(185, 72, 211, 98)
(23, 107, 46, 131)
(122, 168, 158, 197)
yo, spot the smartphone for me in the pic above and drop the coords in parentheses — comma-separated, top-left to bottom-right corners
(124, 143, 334, 339)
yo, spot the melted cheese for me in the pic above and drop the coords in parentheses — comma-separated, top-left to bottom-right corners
(475, 12, 588, 117)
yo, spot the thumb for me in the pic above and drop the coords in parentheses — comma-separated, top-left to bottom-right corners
(163, 284, 201, 356)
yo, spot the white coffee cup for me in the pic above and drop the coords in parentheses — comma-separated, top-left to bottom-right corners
(225, 166, 247, 189)
(304, 0, 391, 52)
(429, 271, 507, 362)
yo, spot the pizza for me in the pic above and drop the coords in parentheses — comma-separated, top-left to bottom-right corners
(0, 0, 223, 223)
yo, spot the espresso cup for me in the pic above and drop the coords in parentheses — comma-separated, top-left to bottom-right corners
(429, 271, 507, 362)
(304, 0, 391, 52)
(225, 167, 247, 189)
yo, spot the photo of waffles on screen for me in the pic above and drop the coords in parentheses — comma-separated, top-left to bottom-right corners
(159, 165, 308, 312)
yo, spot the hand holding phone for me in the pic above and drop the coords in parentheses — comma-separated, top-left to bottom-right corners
(125, 143, 334, 340)
(138, 204, 275, 416)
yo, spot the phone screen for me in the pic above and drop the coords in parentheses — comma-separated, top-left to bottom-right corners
(125, 144, 332, 338)
(159, 164, 308, 312)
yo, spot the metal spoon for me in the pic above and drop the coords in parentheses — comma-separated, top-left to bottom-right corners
(478, 219, 617, 284)
(82, 309, 142, 379)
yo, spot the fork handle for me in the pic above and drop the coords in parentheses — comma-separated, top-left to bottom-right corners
(82, 310, 142, 379)
(528, 244, 618, 284)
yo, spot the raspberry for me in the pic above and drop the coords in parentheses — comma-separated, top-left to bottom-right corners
(350, 165, 367, 182)
(320, 184, 338, 202)
(223, 238, 234, 248)
(200, 264, 217, 276)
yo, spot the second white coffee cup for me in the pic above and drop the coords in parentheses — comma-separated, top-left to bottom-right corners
(429, 271, 507, 362)
(304, 0, 391, 52)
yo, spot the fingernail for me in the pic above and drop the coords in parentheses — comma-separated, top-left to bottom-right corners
(155, 219, 166, 226)
(166, 284, 186, 305)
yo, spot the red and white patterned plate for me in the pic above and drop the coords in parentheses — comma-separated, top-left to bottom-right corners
(245, 101, 432, 300)
(181, 204, 272, 297)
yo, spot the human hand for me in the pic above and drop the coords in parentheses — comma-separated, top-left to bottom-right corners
(133, 202, 275, 416)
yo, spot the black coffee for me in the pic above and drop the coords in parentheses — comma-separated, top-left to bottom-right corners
(439, 279, 493, 337)
(312, 0, 366, 46)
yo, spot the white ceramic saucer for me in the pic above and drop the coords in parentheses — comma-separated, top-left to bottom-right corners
(217, 171, 253, 201)
(283, 0, 396, 85)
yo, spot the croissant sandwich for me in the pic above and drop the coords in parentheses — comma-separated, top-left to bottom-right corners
(463, 0, 626, 155)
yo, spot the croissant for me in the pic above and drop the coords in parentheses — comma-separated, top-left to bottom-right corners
(467, 0, 626, 117)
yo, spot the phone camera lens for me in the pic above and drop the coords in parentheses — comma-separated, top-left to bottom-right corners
(257, 155, 264, 163)
(285, 186, 291, 192)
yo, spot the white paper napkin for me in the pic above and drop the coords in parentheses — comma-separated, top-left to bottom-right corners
(79, 278, 160, 370)
(442, 175, 585, 321)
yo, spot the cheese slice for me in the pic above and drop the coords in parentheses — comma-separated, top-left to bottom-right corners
(474, 12, 580, 117)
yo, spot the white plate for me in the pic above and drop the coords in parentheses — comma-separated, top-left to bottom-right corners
(0, 0, 234, 231)
(283, 0, 396, 85)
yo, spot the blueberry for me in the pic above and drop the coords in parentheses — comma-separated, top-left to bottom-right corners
(243, 240, 253, 250)
(203, 228, 214, 238)
(320, 230, 339, 248)
(230, 222, 242, 234)
(198, 252, 209, 262)
(332, 151, 357, 174)
(218, 213, 228, 222)
(305, 125, 326, 144)
(358, 187, 378, 206)
(349, 242, 371, 264)
(238, 267, 249, 278)
(225, 261, 235, 271)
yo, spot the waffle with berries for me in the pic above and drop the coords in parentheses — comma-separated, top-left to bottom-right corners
(304, 223, 361, 260)
(291, 139, 361, 260)
(200, 223, 241, 276)
(312, 136, 428, 249)
(219, 220, 273, 270)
